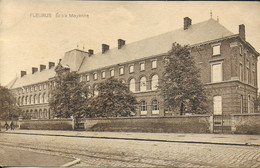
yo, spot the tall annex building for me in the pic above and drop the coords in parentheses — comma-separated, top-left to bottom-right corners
(7, 17, 259, 119)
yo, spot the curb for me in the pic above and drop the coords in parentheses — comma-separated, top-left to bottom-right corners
(61, 158, 81, 167)
(1, 132, 260, 147)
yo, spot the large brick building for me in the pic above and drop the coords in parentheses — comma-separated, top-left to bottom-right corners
(7, 17, 259, 119)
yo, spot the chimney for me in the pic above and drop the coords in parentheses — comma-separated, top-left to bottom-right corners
(118, 39, 125, 49)
(21, 71, 26, 77)
(239, 24, 245, 40)
(88, 49, 94, 56)
(102, 44, 109, 54)
(40, 64, 46, 71)
(49, 62, 55, 69)
(184, 17, 192, 30)
(32, 67, 38, 74)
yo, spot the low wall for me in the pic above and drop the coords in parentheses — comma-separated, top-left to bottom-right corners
(0, 120, 19, 130)
(85, 115, 211, 133)
(232, 113, 260, 135)
(19, 119, 73, 130)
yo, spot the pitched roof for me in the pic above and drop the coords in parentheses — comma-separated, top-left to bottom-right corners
(8, 18, 234, 89)
(78, 18, 234, 73)
(9, 68, 56, 89)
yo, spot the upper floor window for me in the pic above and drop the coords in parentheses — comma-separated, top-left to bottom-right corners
(26, 88, 29, 93)
(239, 44, 243, 56)
(239, 63, 243, 81)
(39, 85, 42, 91)
(212, 45, 220, 56)
(101, 71, 106, 79)
(245, 67, 249, 84)
(119, 67, 124, 75)
(151, 60, 157, 69)
(140, 76, 147, 92)
(30, 87, 33, 92)
(93, 73, 98, 80)
(110, 69, 114, 77)
(151, 75, 159, 90)
(211, 62, 222, 83)
(43, 84, 46, 90)
(140, 62, 145, 71)
(86, 75, 90, 82)
(129, 78, 135, 93)
(129, 65, 134, 73)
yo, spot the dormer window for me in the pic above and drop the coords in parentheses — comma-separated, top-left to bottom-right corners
(212, 45, 220, 56)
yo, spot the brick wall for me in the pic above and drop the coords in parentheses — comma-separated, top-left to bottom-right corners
(232, 113, 260, 135)
(19, 119, 73, 130)
(84, 115, 211, 133)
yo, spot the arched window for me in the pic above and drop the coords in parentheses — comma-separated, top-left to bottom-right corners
(151, 75, 159, 90)
(38, 94, 41, 104)
(42, 93, 46, 103)
(21, 96, 24, 105)
(44, 109, 48, 119)
(17, 97, 20, 105)
(140, 76, 147, 92)
(39, 109, 42, 119)
(29, 95, 32, 104)
(33, 95, 37, 104)
(30, 110, 33, 119)
(152, 99, 159, 114)
(140, 101, 147, 115)
(129, 78, 135, 92)
(34, 109, 38, 119)
(93, 85, 98, 96)
(25, 96, 28, 105)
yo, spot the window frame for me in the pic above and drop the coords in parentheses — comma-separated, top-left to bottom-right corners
(101, 71, 106, 79)
(93, 72, 98, 80)
(110, 68, 115, 77)
(129, 64, 134, 73)
(212, 44, 221, 56)
(151, 59, 157, 69)
(119, 66, 124, 75)
(211, 61, 223, 83)
(140, 62, 145, 71)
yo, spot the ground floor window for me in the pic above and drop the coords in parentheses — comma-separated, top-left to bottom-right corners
(152, 100, 159, 115)
(213, 96, 222, 115)
(140, 101, 147, 115)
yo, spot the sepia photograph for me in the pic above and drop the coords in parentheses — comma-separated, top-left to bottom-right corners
(0, 1, 260, 167)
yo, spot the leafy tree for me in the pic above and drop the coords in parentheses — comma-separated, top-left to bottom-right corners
(90, 77, 138, 117)
(160, 43, 209, 115)
(50, 66, 91, 118)
(0, 85, 21, 120)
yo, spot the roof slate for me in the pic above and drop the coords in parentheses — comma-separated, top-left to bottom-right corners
(8, 18, 234, 89)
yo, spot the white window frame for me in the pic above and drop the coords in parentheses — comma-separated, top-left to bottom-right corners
(140, 101, 147, 115)
(101, 71, 106, 79)
(211, 62, 223, 83)
(151, 59, 157, 69)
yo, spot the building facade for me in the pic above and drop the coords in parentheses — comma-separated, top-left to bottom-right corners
(7, 17, 259, 119)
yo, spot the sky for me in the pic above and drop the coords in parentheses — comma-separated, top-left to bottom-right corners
(0, 1, 260, 90)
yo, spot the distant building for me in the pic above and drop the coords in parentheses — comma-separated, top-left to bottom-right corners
(7, 17, 259, 119)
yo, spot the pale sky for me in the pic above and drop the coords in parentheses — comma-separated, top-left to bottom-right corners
(0, 1, 260, 91)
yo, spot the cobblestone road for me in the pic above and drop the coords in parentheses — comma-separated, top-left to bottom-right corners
(0, 133, 259, 167)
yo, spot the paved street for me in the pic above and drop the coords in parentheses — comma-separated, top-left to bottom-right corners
(0, 131, 260, 167)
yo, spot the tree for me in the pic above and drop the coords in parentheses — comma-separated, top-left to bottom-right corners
(50, 66, 91, 118)
(0, 85, 21, 120)
(160, 43, 209, 115)
(90, 77, 138, 117)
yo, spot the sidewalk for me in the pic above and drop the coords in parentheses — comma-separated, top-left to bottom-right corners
(1, 129, 260, 146)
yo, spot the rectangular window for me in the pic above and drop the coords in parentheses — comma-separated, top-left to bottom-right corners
(239, 63, 243, 81)
(101, 71, 106, 79)
(110, 69, 114, 77)
(213, 45, 220, 56)
(86, 75, 90, 82)
(239, 45, 243, 56)
(93, 73, 98, 80)
(213, 96, 222, 115)
(140, 62, 145, 71)
(129, 65, 134, 73)
(119, 67, 124, 75)
(211, 63, 222, 83)
(151, 60, 157, 69)
(252, 71, 255, 86)
(245, 67, 249, 84)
